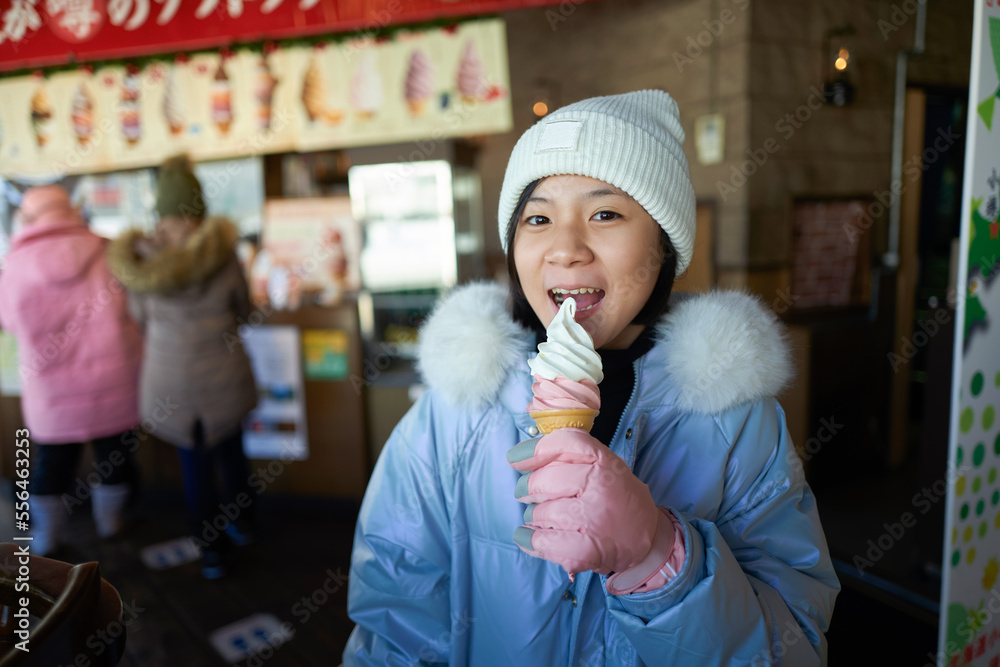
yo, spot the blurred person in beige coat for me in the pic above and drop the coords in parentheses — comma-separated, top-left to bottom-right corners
(108, 155, 258, 579)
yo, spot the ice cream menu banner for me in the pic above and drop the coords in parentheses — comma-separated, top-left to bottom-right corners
(0, 19, 511, 178)
(939, 3, 1000, 666)
(296, 19, 509, 152)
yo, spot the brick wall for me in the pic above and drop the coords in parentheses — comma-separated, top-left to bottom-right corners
(747, 0, 973, 271)
(791, 199, 871, 308)
(475, 0, 972, 292)
(481, 0, 751, 266)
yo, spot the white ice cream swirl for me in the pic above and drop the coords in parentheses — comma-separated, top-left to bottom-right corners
(527, 297, 604, 384)
(162, 69, 186, 129)
(350, 51, 382, 114)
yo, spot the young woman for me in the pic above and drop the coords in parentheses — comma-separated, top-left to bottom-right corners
(344, 90, 839, 665)
(108, 155, 258, 579)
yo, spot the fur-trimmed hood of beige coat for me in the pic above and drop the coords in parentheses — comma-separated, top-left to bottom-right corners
(107, 216, 239, 294)
(108, 217, 257, 449)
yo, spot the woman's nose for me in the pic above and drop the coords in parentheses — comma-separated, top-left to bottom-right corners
(544, 223, 593, 267)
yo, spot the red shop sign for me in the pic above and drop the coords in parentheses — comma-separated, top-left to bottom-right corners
(0, 0, 595, 72)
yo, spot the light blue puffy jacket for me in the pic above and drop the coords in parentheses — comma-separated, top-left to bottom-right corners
(344, 283, 840, 666)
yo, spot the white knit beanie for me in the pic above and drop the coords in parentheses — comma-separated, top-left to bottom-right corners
(498, 89, 697, 274)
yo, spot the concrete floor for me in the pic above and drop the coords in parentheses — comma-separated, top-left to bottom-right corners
(0, 481, 359, 667)
(0, 452, 949, 666)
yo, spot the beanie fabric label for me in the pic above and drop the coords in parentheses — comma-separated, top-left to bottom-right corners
(536, 121, 583, 152)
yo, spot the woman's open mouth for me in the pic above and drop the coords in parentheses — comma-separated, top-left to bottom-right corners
(550, 287, 606, 317)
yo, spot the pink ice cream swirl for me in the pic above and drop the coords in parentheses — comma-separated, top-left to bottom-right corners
(527, 375, 601, 413)
(457, 40, 488, 100)
(405, 49, 434, 102)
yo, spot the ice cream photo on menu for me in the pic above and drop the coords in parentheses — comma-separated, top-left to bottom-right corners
(120, 70, 141, 146)
(302, 54, 342, 125)
(404, 48, 434, 117)
(350, 50, 382, 121)
(254, 56, 278, 130)
(71, 81, 94, 147)
(302, 55, 323, 122)
(163, 66, 186, 136)
(456, 39, 488, 103)
(31, 84, 53, 148)
(212, 60, 233, 135)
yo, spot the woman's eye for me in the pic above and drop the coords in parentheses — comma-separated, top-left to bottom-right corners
(594, 211, 620, 221)
(523, 215, 550, 226)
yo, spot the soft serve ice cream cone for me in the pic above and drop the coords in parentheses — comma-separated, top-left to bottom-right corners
(254, 57, 278, 130)
(527, 297, 603, 434)
(211, 61, 233, 135)
(31, 86, 53, 148)
(350, 50, 382, 120)
(301, 55, 326, 122)
(162, 68, 186, 135)
(405, 48, 434, 117)
(71, 82, 94, 147)
(457, 40, 488, 104)
(120, 74, 142, 146)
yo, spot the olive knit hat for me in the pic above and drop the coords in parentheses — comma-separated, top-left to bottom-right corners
(497, 89, 697, 274)
(156, 154, 206, 220)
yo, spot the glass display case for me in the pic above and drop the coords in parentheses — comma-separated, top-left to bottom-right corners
(67, 169, 155, 239)
(348, 159, 484, 384)
(349, 160, 458, 292)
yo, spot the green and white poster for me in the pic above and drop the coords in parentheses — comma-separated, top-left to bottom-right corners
(303, 329, 350, 381)
(940, 3, 1000, 665)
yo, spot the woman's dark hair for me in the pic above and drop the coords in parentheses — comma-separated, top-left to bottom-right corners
(504, 178, 678, 335)
(505, 180, 546, 336)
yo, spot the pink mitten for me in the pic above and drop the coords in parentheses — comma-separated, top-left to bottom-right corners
(507, 428, 669, 578)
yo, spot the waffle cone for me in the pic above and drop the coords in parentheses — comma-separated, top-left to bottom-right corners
(408, 98, 428, 116)
(529, 409, 598, 434)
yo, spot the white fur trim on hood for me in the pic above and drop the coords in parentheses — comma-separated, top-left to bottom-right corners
(416, 282, 534, 410)
(650, 289, 793, 413)
(416, 283, 793, 415)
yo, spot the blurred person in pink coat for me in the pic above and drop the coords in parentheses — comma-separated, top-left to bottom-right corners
(0, 185, 143, 556)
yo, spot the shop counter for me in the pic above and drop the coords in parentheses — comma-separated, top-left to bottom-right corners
(0, 302, 369, 501)
(246, 301, 368, 499)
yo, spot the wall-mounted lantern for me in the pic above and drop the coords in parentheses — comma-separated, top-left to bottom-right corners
(822, 24, 856, 107)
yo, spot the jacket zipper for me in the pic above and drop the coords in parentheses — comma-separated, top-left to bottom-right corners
(567, 357, 644, 667)
(609, 356, 642, 465)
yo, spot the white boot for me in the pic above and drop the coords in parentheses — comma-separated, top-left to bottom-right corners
(91, 483, 130, 538)
(30, 495, 68, 557)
